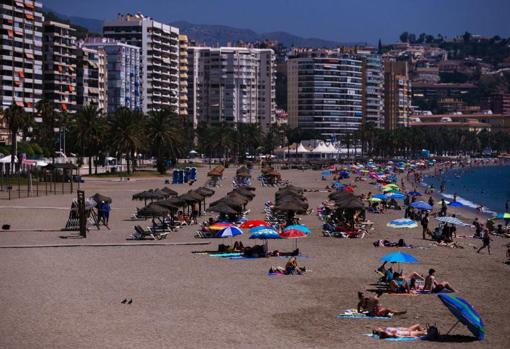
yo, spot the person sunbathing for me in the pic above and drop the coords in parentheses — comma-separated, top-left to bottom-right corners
(423, 269, 455, 293)
(373, 324, 427, 339)
(389, 272, 410, 293)
(357, 291, 406, 317)
(268, 257, 306, 275)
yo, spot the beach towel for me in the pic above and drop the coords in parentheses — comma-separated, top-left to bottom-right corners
(364, 334, 426, 341)
(228, 256, 257, 260)
(209, 252, 243, 258)
(415, 289, 453, 295)
(338, 309, 392, 320)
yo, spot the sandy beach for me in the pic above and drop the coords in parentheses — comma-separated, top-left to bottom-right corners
(0, 166, 509, 349)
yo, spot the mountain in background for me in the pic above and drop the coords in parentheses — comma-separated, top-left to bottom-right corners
(46, 10, 359, 48)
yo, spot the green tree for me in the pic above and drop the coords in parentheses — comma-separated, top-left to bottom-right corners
(108, 108, 146, 175)
(68, 105, 107, 175)
(146, 108, 184, 174)
(1, 103, 32, 172)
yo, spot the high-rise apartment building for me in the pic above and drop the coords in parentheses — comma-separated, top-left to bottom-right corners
(103, 13, 180, 113)
(178, 35, 188, 118)
(83, 38, 141, 113)
(76, 45, 108, 111)
(358, 50, 384, 128)
(0, 0, 43, 114)
(0, 0, 44, 144)
(42, 19, 77, 113)
(187, 47, 276, 130)
(287, 51, 363, 137)
(383, 61, 412, 130)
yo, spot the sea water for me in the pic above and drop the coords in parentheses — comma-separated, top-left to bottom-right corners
(423, 165, 510, 215)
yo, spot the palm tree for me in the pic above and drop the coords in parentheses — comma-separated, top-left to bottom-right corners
(146, 108, 184, 174)
(108, 108, 146, 175)
(69, 106, 107, 175)
(35, 100, 65, 163)
(1, 103, 31, 173)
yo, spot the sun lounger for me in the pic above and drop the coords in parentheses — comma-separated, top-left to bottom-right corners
(131, 225, 169, 240)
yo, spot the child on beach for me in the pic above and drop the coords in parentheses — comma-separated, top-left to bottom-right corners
(477, 229, 491, 255)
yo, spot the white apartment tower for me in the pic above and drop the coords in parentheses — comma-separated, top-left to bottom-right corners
(287, 51, 363, 137)
(103, 13, 180, 113)
(76, 45, 108, 111)
(187, 47, 276, 130)
(42, 19, 77, 113)
(83, 38, 141, 114)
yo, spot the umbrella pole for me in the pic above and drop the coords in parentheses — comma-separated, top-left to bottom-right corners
(445, 320, 460, 335)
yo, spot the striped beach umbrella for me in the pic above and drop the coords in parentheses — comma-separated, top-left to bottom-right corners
(438, 294, 485, 340)
(216, 226, 243, 238)
(284, 224, 311, 234)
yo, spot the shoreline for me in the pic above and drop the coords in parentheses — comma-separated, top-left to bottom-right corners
(421, 162, 509, 217)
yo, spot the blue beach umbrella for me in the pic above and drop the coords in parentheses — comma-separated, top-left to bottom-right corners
(494, 212, 510, 219)
(216, 226, 243, 238)
(372, 194, 387, 200)
(438, 294, 485, 340)
(249, 227, 281, 239)
(321, 170, 332, 177)
(411, 201, 432, 210)
(385, 192, 405, 200)
(380, 251, 418, 264)
(333, 181, 344, 189)
(448, 201, 464, 207)
(387, 218, 418, 229)
(408, 191, 422, 197)
(284, 224, 311, 234)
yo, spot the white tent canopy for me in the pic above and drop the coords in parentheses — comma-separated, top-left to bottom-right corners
(296, 143, 310, 153)
(0, 155, 17, 163)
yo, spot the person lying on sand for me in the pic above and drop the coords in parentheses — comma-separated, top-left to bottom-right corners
(373, 324, 427, 339)
(423, 269, 455, 293)
(357, 291, 406, 317)
(268, 257, 306, 275)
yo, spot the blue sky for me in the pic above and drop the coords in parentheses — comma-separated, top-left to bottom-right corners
(44, 0, 510, 43)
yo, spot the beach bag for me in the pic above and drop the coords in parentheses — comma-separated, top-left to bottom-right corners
(426, 323, 440, 340)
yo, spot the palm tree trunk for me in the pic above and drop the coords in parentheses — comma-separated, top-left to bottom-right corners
(10, 131, 16, 174)
(131, 150, 136, 174)
(88, 156, 92, 176)
(126, 155, 131, 175)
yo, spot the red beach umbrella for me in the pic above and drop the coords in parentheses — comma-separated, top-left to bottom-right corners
(240, 220, 270, 229)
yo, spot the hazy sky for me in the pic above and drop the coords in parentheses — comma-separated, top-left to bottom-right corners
(44, 0, 510, 43)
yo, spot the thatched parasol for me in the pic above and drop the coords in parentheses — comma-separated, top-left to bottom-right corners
(274, 201, 308, 214)
(195, 187, 215, 197)
(91, 193, 112, 204)
(161, 187, 178, 197)
(207, 202, 239, 215)
(137, 203, 171, 217)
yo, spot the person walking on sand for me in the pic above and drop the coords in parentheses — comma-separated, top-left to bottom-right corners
(477, 229, 492, 255)
(421, 213, 429, 240)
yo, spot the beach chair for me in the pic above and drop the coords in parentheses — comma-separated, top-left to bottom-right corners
(131, 225, 168, 240)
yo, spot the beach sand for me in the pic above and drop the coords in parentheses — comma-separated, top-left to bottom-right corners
(0, 166, 509, 348)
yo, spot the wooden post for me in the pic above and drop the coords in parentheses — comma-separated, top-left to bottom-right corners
(77, 190, 86, 238)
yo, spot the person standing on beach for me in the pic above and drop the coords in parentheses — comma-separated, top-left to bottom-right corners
(440, 199, 447, 217)
(428, 196, 434, 208)
(477, 229, 492, 255)
(421, 213, 429, 240)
